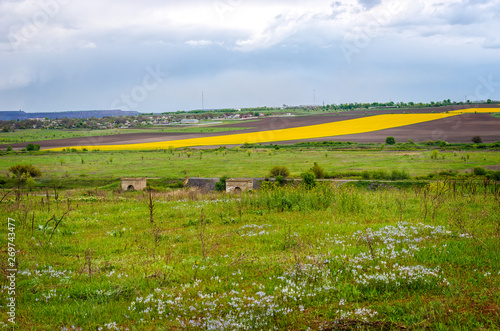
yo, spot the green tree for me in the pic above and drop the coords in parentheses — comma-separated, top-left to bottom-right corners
(6, 145, 12, 152)
(385, 136, 396, 145)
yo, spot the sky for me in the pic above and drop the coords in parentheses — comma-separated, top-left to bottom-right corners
(1, 0, 500, 113)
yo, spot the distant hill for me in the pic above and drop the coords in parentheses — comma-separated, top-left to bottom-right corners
(0, 110, 140, 121)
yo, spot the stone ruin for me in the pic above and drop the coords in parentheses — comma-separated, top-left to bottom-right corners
(225, 178, 254, 193)
(121, 178, 147, 191)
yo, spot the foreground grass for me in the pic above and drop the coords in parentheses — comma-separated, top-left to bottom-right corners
(1, 149, 499, 182)
(0, 182, 499, 330)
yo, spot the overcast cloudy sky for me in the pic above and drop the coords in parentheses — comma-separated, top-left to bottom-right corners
(1, 0, 499, 113)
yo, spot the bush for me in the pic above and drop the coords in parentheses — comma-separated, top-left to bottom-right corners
(215, 176, 228, 191)
(301, 172, 316, 189)
(8, 164, 42, 178)
(471, 135, 483, 144)
(310, 162, 325, 179)
(361, 170, 371, 180)
(490, 170, 500, 180)
(275, 175, 286, 186)
(385, 136, 396, 145)
(372, 169, 388, 180)
(390, 170, 410, 180)
(6, 145, 12, 152)
(473, 167, 486, 176)
(430, 150, 439, 160)
(26, 143, 35, 151)
(269, 165, 290, 178)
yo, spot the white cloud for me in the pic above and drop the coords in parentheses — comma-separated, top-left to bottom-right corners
(186, 40, 216, 46)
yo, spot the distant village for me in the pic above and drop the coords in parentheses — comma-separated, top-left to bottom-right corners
(0, 107, 297, 131)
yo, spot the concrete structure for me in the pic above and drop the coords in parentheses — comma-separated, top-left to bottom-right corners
(185, 177, 219, 191)
(226, 178, 254, 193)
(121, 178, 147, 191)
(185, 177, 270, 192)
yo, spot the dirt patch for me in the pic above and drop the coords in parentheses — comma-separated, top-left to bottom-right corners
(484, 164, 500, 171)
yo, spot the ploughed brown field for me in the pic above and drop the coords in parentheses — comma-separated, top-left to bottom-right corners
(4, 105, 500, 150)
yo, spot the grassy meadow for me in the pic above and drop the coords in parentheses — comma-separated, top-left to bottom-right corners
(0, 180, 499, 330)
(1, 137, 500, 329)
(0, 148, 499, 186)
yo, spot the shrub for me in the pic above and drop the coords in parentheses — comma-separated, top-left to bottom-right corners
(471, 135, 483, 144)
(26, 143, 35, 151)
(301, 172, 316, 189)
(310, 162, 325, 179)
(372, 169, 388, 180)
(269, 165, 290, 178)
(275, 175, 286, 186)
(391, 170, 410, 180)
(215, 176, 228, 191)
(385, 136, 396, 145)
(473, 167, 486, 176)
(8, 164, 42, 178)
(430, 150, 439, 160)
(490, 170, 500, 180)
(426, 140, 435, 146)
(6, 145, 12, 152)
(361, 170, 371, 180)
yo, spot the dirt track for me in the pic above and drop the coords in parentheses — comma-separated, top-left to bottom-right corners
(2, 106, 499, 150)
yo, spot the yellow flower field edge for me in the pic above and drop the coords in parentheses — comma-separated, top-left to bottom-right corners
(448, 108, 500, 114)
(45, 109, 498, 151)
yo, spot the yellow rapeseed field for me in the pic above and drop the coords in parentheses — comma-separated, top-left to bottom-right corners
(46, 108, 499, 151)
(449, 108, 500, 114)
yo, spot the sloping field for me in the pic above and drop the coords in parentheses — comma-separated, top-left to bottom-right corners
(44, 109, 500, 151)
(45, 113, 456, 151)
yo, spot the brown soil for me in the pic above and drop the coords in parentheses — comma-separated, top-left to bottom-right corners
(2, 106, 499, 150)
(272, 113, 500, 144)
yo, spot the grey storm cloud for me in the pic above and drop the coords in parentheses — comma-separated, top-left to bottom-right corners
(0, 0, 500, 112)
